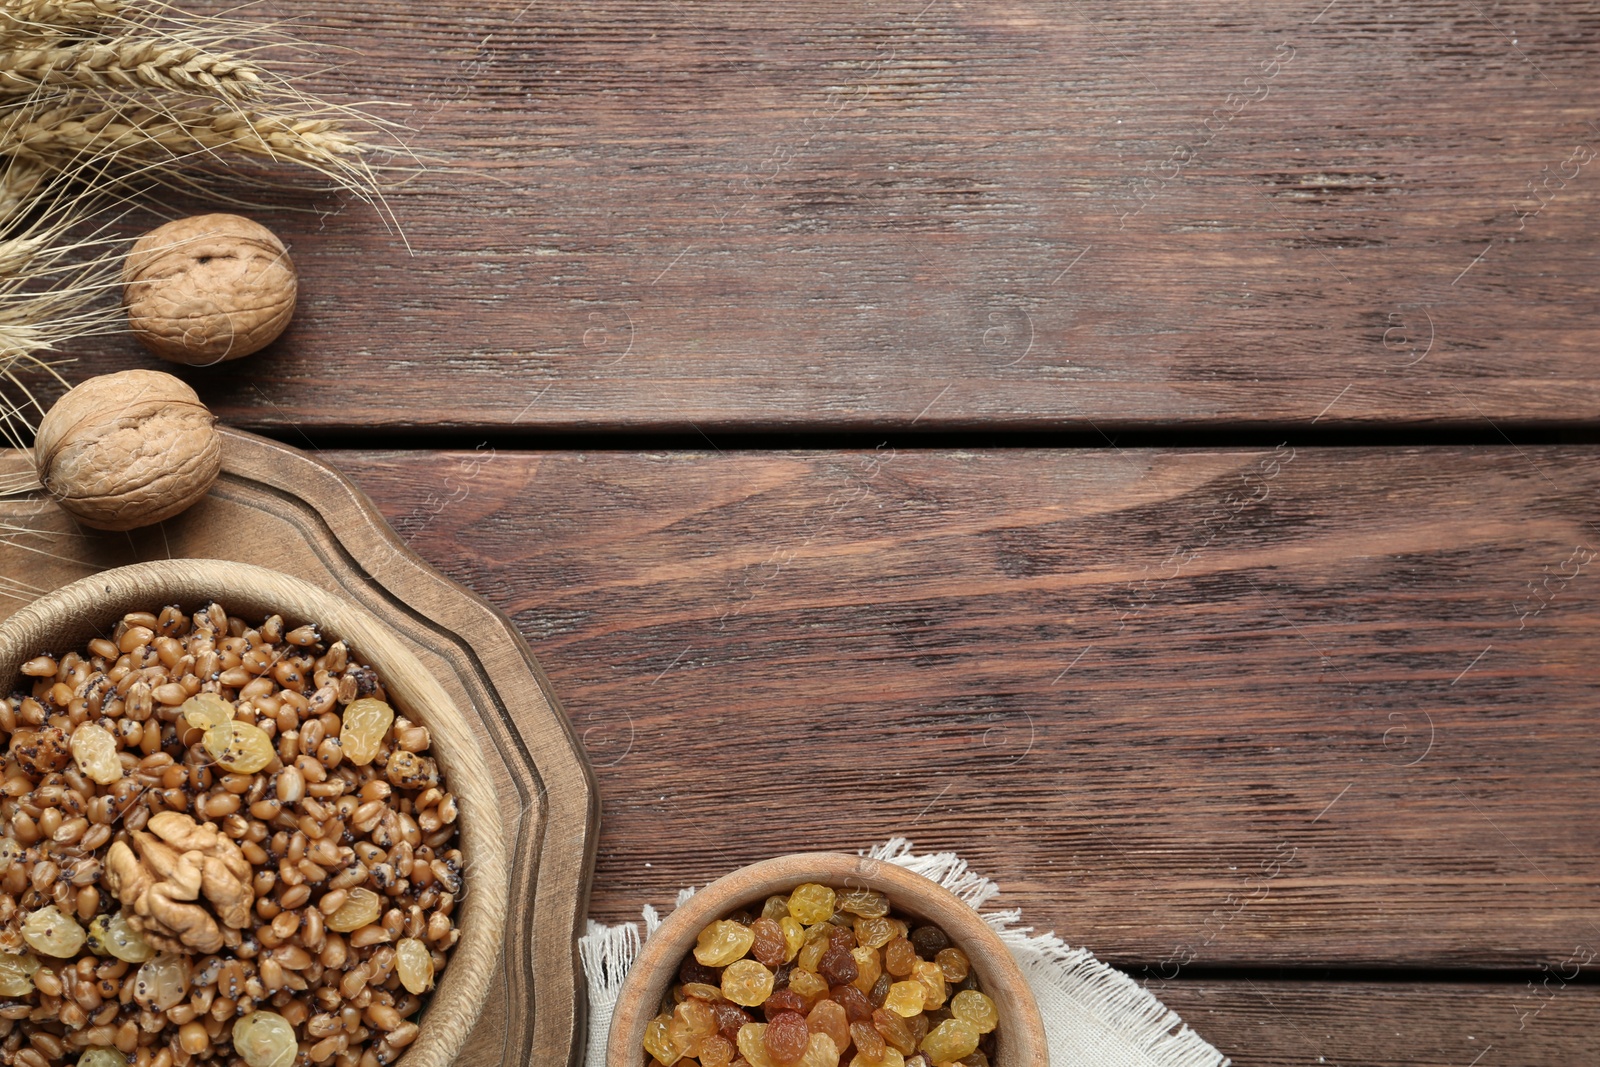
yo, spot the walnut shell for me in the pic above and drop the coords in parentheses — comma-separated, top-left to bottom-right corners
(34, 369, 221, 532)
(123, 213, 297, 365)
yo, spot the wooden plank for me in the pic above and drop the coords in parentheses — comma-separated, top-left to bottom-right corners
(323, 446, 1600, 968)
(1158, 980, 1600, 1066)
(23, 1, 1600, 432)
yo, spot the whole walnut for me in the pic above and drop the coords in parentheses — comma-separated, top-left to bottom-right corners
(34, 369, 222, 531)
(123, 213, 297, 365)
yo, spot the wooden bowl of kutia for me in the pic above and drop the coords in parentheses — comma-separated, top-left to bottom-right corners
(608, 852, 1048, 1067)
(0, 560, 507, 1067)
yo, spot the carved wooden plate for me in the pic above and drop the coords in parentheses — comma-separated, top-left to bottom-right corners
(0, 429, 600, 1067)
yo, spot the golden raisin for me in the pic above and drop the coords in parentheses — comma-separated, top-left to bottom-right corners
(935, 947, 970, 983)
(883, 980, 925, 1018)
(780, 916, 806, 962)
(797, 1033, 841, 1067)
(0, 953, 38, 997)
(695, 920, 756, 968)
(180, 692, 235, 731)
(950, 989, 998, 1034)
(395, 937, 434, 994)
(911, 959, 947, 1010)
(736, 1023, 776, 1067)
(836, 888, 889, 918)
(699, 1034, 735, 1067)
(850, 1019, 886, 1062)
(883, 937, 916, 977)
(788, 968, 830, 1004)
(919, 1018, 979, 1062)
(69, 722, 122, 784)
(721, 958, 775, 1007)
(21, 906, 86, 957)
(339, 698, 393, 766)
(806, 998, 849, 1052)
(643, 1014, 680, 1065)
(851, 946, 882, 992)
(202, 720, 274, 773)
(787, 883, 836, 925)
(873, 1007, 918, 1056)
(797, 929, 830, 973)
(86, 912, 154, 963)
(854, 916, 897, 950)
(326, 888, 383, 933)
(77, 1051, 128, 1067)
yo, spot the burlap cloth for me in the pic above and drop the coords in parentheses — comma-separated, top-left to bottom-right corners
(579, 839, 1229, 1067)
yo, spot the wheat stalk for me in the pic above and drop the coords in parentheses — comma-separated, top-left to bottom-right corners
(0, 98, 377, 199)
(1, 0, 121, 31)
(0, 38, 264, 98)
(0, 0, 404, 460)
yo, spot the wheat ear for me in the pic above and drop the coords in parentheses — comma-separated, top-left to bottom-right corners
(0, 39, 264, 98)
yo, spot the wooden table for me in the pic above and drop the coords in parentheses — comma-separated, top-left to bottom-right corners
(26, 2, 1600, 1062)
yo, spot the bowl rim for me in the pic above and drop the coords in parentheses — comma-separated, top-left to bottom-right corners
(0, 559, 509, 1067)
(606, 850, 1049, 1067)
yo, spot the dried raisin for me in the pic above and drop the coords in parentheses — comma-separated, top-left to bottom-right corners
(699, 1034, 736, 1067)
(851, 1019, 887, 1062)
(819, 945, 859, 986)
(69, 722, 122, 784)
(873, 1008, 917, 1056)
(836, 888, 889, 918)
(751, 917, 788, 967)
(919, 1018, 979, 1062)
(935, 947, 970, 984)
(722, 958, 776, 1007)
(339, 697, 394, 766)
(21, 905, 85, 957)
(832, 982, 874, 1022)
(911, 959, 947, 1010)
(763, 1011, 810, 1066)
(806, 997, 850, 1052)
(883, 980, 925, 1018)
(788, 967, 830, 1004)
(908, 926, 949, 959)
(696, 920, 756, 968)
(851, 946, 881, 992)
(787, 883, 836, 925)
(764, 989, 809, 1021)
(712, 1000, 753, 1041)
(680, 956, 720, 986)
(883, 937, 916, 977)
(950, 990, 997, 1034)
(232, 1011, 297, 1067)
(854, 916, 897, 949)
(202, 719, 274, 773)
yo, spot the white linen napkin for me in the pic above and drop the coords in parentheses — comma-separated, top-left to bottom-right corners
(579, 839, 1229, 1067)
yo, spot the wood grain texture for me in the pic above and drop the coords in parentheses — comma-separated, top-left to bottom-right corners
(26, 0, 1600, 433)
(0, 433, 601, 1067)
(325, 446, 1600, 970)
(1155, 980, 1600, 1066)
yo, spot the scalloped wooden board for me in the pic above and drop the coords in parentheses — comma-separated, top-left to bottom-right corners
(0, 429, 600, 1067)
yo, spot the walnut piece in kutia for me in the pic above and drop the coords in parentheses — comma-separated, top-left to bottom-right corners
(104, 811, 254, 954)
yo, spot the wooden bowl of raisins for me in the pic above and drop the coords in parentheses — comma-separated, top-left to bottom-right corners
(607, 851, 1048, 1067)
(0, 560, 508, 1067)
